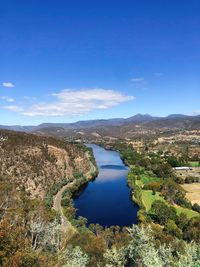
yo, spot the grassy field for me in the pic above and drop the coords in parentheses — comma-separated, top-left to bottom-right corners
(135, 172, 160, 187)
(131, 166, 200, 219)
(141, 190, 199, 219)
(189, 161, 199, 167)
(175, 205, 199, 218)
(141, 190, 164, 211)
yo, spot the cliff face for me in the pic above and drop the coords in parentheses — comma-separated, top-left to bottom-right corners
(0, 130, 90, 198)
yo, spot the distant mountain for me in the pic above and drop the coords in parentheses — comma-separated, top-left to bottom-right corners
(126, 113, 157, 123)
(0, 125, 35, 132)
(1, 113, 200, 139)
(37, 118, 126, 129)
(35, 114, 157, 131)
(145, 115, 200, 130)
(166, 114, 190, 118)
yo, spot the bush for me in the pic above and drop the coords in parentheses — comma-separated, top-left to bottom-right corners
(45, 177, 70, 207)
(164, 219, 183, 239)
(192, 203, 200, 213)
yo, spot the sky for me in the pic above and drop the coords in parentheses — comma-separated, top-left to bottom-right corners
(0, 0, 200, 125)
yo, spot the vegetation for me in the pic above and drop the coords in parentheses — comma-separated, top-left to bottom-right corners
(189, 161, 200, 167)
(141, 190, 164, 211)
(45, 177, 71, 207)
(112, 142, 200, 242)
(1, 131, 200, 266)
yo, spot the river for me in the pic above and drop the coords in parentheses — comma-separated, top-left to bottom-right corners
(74, 144, 138, 227)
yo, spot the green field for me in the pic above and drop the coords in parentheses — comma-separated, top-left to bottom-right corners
(175, 205, 199, 218)
(141, 190, 165, 211)
(141, 190, 199, 219)
(189, 161, 199, 167)
(135, 172, 160, 187)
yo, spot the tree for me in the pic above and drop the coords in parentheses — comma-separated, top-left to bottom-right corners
(183, 217, 200, 242)
(177, 213, 189, 230)
(104, 246, 126, 267)
(125, 225, 174, 267)
(150, 200, 177, 225)
(164, 219, 182, 239)
(59, 246, 89, 267)
(177, 242, 200, 267)
(193, 203, 200, 213)
(29, 219, 62, 252)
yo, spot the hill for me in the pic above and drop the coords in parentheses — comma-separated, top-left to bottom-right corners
(0, 129, 91, 198)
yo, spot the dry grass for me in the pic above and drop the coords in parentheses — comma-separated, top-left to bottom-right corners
(0, 129, 91, 198)
(182, 183, 200, 205)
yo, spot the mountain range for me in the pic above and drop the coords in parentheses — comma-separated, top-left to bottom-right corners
(1, 113, 200, 139)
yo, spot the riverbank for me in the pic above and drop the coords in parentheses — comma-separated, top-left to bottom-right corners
(52, 148, 97, 235)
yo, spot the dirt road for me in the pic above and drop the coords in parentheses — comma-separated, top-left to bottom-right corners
(53, 155, 97, 234)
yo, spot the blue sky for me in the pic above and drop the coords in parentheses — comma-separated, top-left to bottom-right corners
(1, 0, 200, 125)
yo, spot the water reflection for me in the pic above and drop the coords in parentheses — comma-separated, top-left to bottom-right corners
(100, 164, 127, 170)
(74, 144, 138, 227)
(96, 168, 128, 183)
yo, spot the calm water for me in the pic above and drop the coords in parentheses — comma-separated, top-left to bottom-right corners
(74, 144, 138, 227)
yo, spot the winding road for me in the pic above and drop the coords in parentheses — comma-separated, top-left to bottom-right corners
(53, 154, 96, 235)
(53, 182, 75, 232)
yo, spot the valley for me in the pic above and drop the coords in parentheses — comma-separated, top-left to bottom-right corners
(0, 119, 200, 266)
(2, 0, 200, 265)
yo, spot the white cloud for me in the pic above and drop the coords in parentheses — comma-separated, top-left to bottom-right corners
(1, 96, 15, 102)
(2, 82, 15, 88)
(131, 77, 145, 83)
(3, 105, 23, 112)
(18, 88, 134, 117)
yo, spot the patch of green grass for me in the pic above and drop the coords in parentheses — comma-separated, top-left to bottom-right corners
(140, 173, 160, 185)
(175, 205, 199, 219)
(141, 190, 199, 219)
(141, 190, 164, 211)
(135, 179, 143, 187)
(189, 161, 199, 167)
(135, 172, 160, 188)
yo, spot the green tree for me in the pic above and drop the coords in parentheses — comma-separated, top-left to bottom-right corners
(150, 200, 177, 225)
(125, 226, 174, 267)
(164, 219, 182, 239)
